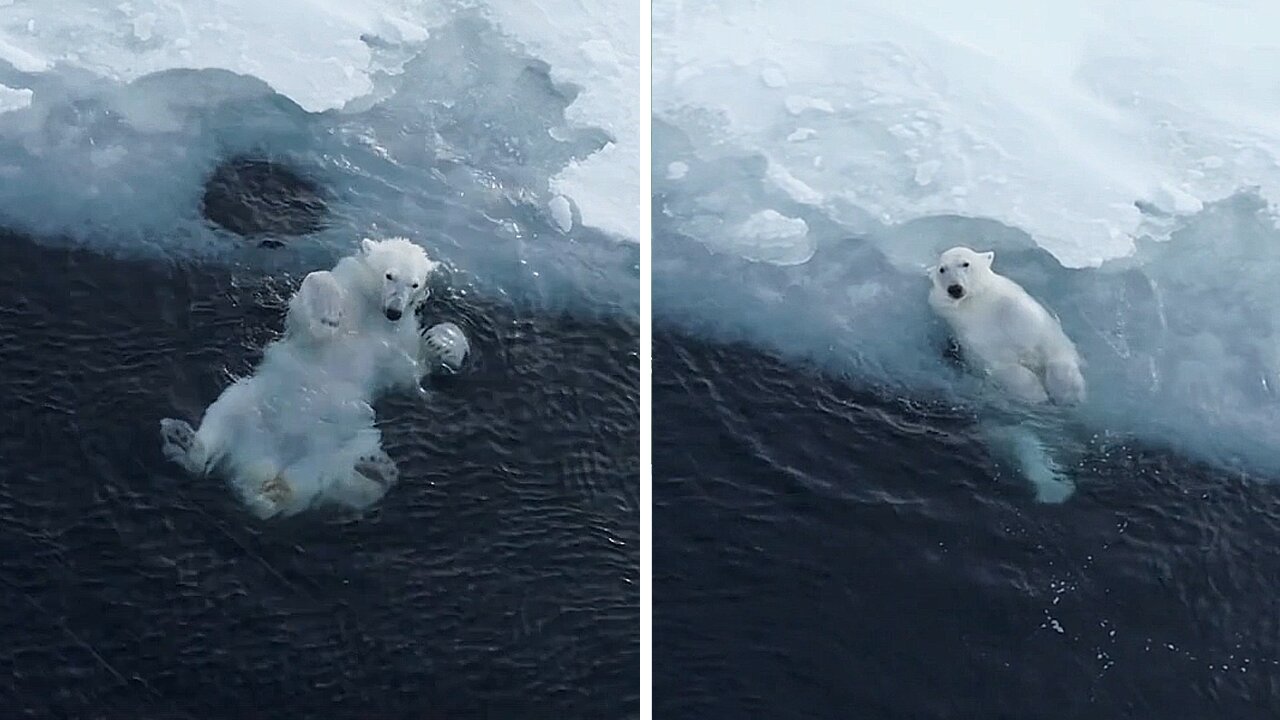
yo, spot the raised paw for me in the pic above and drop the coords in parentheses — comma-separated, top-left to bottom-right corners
(421, 322, 470, 374)
(354, 451, 400, 488)
(290, 270, 346, 339)
(160, 418, 195, 454)
(312, 291, 344, 334)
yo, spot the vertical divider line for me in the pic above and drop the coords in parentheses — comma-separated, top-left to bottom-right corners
(639, 0, 654, 716)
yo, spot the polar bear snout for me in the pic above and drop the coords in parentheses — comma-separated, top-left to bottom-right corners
(376, 272, 425, 322)
(947, 283, 965, 299)
(379, 283, 414, 321)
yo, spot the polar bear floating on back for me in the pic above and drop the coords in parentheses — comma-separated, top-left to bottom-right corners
(160, 237, 470, 519)
(929, 246, 1085, 405)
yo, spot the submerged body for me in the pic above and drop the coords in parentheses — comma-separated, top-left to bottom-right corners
(160, 237, 463, 518)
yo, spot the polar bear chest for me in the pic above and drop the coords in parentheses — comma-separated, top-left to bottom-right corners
(944, 293, 1050, 369)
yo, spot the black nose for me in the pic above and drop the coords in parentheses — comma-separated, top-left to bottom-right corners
(947, 284, 964, 299)
(384, 308, 402, 321)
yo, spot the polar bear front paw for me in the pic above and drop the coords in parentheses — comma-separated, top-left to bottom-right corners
(310, 294, 343, 334)
(160, 418, 206, 475)
(1045, 359, 1086, 405)
(318, 313, 340, 331)
(290, 270, 346, 339)
(421, 321, 470, 375)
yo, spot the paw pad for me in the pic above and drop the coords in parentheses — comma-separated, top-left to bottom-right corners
(160, 418, 196, 455)
(355, 453, 400, 487)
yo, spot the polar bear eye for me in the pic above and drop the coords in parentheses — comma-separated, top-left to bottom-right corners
(385, 272, 394, 281)
(938, 267, 946, 274)
(411, 282, 419, 289)
(962, 262, 970, 268)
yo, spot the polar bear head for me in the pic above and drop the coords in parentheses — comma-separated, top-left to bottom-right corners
(360, 237, 440, 321)
(931, 246, 995, 302)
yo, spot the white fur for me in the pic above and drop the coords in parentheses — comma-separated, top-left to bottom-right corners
(929, 246, 1086, 405)
(161, 237, 441, 519)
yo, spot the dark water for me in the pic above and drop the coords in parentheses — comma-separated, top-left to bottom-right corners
(654, 329, 1280, 720)
(0, 232, 638, 719)
(201, 157, 329, 242)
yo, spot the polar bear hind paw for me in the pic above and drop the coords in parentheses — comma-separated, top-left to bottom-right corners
(355, 450, 400, 488)
(159, 418, 206, 475)
(1010, 431, 1075, 504)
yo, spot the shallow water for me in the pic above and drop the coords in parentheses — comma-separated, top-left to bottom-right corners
(654, 329, 1280, 719)
(0, 232, 638, 717)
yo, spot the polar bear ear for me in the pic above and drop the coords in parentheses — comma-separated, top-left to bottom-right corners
(980, 250, 994, 267)
(361, 238, 377, 255)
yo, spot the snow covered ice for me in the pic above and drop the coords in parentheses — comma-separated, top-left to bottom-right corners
(0, 0, 640, 311)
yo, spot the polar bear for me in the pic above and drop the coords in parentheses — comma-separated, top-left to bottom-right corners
(928, 246, 1085, 503)
(929, 246, 1085, 405)
(159, 237, 468, 519)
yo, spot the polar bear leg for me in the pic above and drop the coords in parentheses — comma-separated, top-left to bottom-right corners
(984, 423, 1076, 504)
(1045, 358, 1086, 405)
(1007, 426, 1075, 504)
(159, 418, 208, 475)
(990, 363, 1049, 404)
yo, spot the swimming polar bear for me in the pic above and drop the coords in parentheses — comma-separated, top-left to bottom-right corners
(160, 237, 469, 518)
(929, 246, 1085, 405)
(928, 246, 1085, 503)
